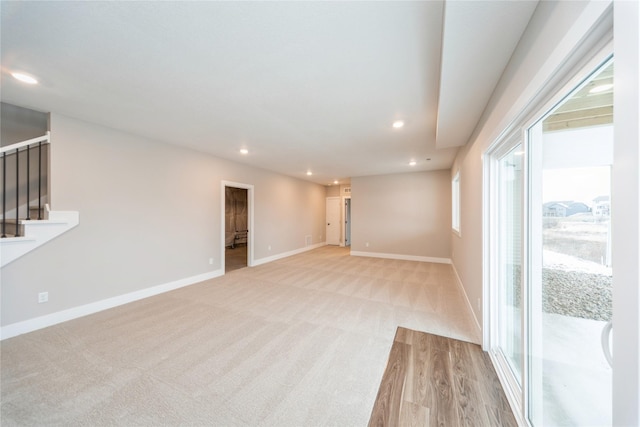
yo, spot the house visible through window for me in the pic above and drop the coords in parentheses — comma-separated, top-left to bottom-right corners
(452, 172, 460, 233)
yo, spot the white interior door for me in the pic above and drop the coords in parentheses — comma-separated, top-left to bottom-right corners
(326, 197, 340, 245)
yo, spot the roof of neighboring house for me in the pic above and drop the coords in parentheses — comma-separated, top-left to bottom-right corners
(567, 202, 589, 208)
(543, 201, 571, 209)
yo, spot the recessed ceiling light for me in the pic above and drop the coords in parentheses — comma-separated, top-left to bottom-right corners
(589, 83, 613, 94)
(11, 72, 38, 85)
(333, 180, 339, 184)
(409, 160, 417, 166)
(306, 171, 313, 176)
(240, 148, 249, 155)
(393, 120, 405, 129)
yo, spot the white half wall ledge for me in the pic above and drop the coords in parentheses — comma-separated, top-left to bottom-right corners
(350, 251, 452, 265)
(0, 268, 223, 341)
(0, 210, 80, 267)
(252, 242, 326, 267)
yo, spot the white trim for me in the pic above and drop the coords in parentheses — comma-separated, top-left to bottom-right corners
(482, 150, 495, 352)
(350, 251, 451, 264)
(613, 2, 640, 423)
(0, 132, 50, 154)
(0, 269, 223, 340)
(253, 242, 325, 266)
(451, 262, 482, 343)
(489, 350, 530, 427)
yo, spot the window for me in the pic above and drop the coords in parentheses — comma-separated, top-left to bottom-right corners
(452, 172, 460, 234)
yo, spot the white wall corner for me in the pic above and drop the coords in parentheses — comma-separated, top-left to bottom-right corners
(451, 262, 483, 343)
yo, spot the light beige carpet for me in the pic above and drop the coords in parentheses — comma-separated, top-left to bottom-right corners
(1, 246, 479, 426)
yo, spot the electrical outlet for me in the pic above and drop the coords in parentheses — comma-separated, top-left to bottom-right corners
(209, 258, 214, 265)
(38, 292, 48, 303)
(268, 245, 271, 251)
(477, 298, 481, 310)
(365, 242, 369, 247)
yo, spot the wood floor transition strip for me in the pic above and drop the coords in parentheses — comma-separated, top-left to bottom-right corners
(369, 327, 517, 427)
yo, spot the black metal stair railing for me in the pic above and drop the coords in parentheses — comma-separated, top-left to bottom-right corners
(0, 133, 50, 238)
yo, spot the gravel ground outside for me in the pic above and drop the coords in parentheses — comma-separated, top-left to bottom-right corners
(543, 268, 612, 322)
(540, 216, 612, 322)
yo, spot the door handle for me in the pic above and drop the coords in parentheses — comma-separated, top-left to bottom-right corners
(601, 320, 613, 368)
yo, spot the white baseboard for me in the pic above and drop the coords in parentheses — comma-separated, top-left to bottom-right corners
(252, 242, 326, 266)
(451, 262, 483, 342)
(350, 251, 452, 264)
(0, 269, 223, 341)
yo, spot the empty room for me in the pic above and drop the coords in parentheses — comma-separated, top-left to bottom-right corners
(1, 1, 638, 426)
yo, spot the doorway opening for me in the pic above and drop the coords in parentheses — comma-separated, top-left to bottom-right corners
(344, 198, 351, 247)
(326, 197, 340, 245)
(221, 181, 254, 273)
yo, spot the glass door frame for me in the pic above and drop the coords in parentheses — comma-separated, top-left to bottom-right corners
(523, 54, 615, 426)
(484, 4, 640, 423)
(484, 46, 615, 426)
(484, 130, 529, 423)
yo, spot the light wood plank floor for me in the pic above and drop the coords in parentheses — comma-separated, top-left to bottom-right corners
(369, 327, 517, 427)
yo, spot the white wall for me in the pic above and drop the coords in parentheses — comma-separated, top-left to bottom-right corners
(0, 114, 326, 327)
(351, 170, 451, 262)
(325, 185, 340, 197)
(451, 0, 612, 328)
(612, 0, 640, 424)
(0, 102, 48, 146)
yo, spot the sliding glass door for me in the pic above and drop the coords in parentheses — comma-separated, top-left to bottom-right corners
(487, 58, 615, 426)
(497, 143, 524, 383)
(527, 60, 613, 426)
(486, 135, 526, 414)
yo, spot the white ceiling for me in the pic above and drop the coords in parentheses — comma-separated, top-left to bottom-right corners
(1, 1, 538, 185)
